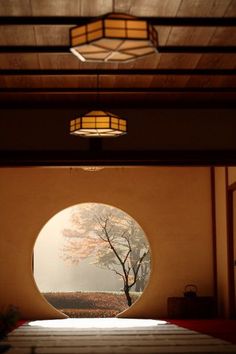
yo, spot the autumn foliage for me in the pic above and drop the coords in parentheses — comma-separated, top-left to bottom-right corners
(43, 291, 140, 318)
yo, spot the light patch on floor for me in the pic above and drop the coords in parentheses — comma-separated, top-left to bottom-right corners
(3, 318, 236, 353)
(28, 318, 166, 329)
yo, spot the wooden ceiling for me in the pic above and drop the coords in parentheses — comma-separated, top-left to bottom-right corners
(0, 0, 236, 108)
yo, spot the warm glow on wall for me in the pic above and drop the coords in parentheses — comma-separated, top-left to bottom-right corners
(70, 13, 158, 62)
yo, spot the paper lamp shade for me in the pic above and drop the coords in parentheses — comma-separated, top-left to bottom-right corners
(70, 111, 127, 137)
(70, 13, 158, 62)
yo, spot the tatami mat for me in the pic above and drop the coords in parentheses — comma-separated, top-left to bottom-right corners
(2, 318, 236, 354)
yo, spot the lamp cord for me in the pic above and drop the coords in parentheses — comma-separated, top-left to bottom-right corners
(112, 0, 115, 12)
(90, 74, 102, 152)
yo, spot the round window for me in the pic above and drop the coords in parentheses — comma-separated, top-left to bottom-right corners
(34, 203, 151, 317)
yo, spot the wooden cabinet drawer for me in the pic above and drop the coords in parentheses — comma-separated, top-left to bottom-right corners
(167, 297, 216, 319)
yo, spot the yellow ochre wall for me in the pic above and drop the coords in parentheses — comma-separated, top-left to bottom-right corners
(0, 167, 213, 319)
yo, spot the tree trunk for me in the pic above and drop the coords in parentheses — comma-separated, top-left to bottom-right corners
(139, 278, 145, 291)
(135, 278, 141, 292)
(124, 285, 132, 306)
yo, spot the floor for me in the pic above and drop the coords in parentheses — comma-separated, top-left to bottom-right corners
(169, 319, 236, 344)
(2, 318, 236, 354)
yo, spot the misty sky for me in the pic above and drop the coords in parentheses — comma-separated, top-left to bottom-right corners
(34, 205, 123, 292)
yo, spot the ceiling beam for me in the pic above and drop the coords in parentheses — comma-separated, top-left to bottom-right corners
(159, 46, 236, 54)
(1, 150, 236, 166)
(1, 91, 235, 109)
(1, 88, 235, 93)
(0, 69, 236, 76)
(0, 16, 235, 26)
(1, 45, 236, 54)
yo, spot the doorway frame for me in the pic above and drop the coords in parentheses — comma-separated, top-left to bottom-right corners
(227, 182, 236, 318)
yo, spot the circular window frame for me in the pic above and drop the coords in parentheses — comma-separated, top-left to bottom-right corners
(33, 202, 153, 319)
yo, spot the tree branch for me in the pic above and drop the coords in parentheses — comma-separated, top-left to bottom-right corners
(124, 248, 131, 264)
(129, 251, 149, 289)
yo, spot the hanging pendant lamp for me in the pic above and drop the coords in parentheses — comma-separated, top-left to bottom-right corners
(70, 12, 158, 63)
(70, 110, 127, 138)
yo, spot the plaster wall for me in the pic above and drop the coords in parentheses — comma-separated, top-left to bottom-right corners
(0, 167, 213, 319)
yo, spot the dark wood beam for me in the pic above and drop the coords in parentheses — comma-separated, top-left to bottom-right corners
(1, 69, 236, 76)
(0, 16, 235, 26)
(226, 173, 236, 317)
(0, 45, 236, 54)
(210, 167, 218, 303)
(159, 46, 236, 54)
(1, 98, 236, 109)
(1, 150, 236, 166)
(0, 46, 70, 53)
(1, 87, 236, 93)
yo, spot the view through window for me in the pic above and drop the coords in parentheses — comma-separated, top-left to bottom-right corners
(34, 203, 151, 317)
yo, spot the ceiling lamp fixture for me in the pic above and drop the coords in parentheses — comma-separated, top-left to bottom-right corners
(70, 12, 158, 62)
(70, 110, 127, 138)
(81, 167, 104, 172)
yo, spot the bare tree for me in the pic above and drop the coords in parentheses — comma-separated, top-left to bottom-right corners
(62, 204, 150, 306)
